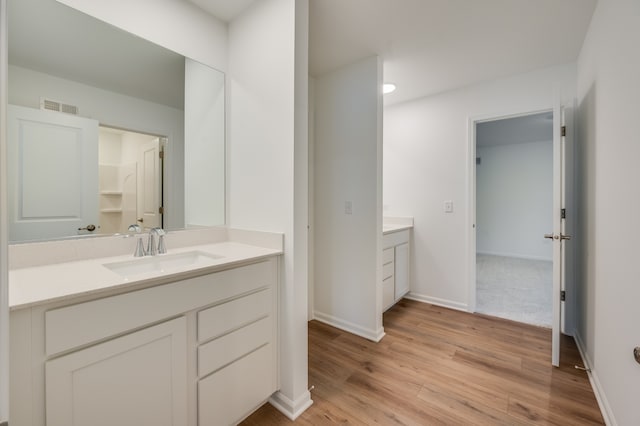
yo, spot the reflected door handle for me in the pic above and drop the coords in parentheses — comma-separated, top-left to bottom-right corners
(544, 233, 572, 241)
(78, 224, 97, 232)
(137, 218, 144, 223)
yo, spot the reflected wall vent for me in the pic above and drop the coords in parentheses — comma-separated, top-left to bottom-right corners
(40, 97, 79, 115)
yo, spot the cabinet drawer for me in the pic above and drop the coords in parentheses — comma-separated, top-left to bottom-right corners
(382, 262, 394, 281)
(198, 288, 271, 343)
(382, 247, 394, 264)
(198, 344, 274, 426)
(382, 276, 395, 310)
(383, 229, 410, 249)
(45, 260, 274, 356)
(198, 316, 271, 377)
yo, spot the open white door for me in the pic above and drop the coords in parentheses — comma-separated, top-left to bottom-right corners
(137, 138, 162, 229)
(7, 105, 99, 241)
(548, 99, 570, 367)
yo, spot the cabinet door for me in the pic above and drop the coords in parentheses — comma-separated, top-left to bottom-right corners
(394, 243, 410, 300)
(45, 317, 187, 426)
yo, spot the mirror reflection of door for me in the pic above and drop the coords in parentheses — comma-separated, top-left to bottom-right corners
(137, 138, 163, 230)
(7, 105, 99, 242)
(98, 127, 164, 234)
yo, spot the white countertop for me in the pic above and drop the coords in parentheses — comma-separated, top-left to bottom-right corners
(10, 241, 282, 310)
(383, 223, 413, 235)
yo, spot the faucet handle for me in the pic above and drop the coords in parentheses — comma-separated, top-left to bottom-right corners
(151, 227, 166, 236)
(128, 224, 142, 233)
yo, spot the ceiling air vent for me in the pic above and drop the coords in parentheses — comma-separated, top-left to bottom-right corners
(40, 97, 79, 115)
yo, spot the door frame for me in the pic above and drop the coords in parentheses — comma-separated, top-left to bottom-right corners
(466, 107, 555, 316)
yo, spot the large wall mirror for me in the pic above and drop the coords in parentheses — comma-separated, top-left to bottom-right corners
(7, 0, 225, 243)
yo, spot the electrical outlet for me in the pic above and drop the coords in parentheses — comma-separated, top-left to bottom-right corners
(444, 200, 453, 213)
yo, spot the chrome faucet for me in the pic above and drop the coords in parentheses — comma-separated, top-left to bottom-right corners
(147, 227, 167, 256)
(128, 224, 146, 257)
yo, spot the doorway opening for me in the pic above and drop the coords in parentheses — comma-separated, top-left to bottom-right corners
(473, 111, 554, 327)
(98, 126, 165, 234)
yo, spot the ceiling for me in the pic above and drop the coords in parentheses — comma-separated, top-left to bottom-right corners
(187, 0, 257, 21)
(308, 0, 597, 105)
(11, 0, 598, 110)
(193, 0, 597, 106)
(476, 112, 553, 148)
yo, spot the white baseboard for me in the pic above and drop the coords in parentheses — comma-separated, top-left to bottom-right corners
(477, 250, 552, 262)
(269, 389, 313, 421)
(574, 332, 616, 426)
(313, 311, 385, 342)
(404, 292, 468, 312)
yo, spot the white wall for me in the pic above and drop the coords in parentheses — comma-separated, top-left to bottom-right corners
(576, 0, 640, 424)
(313, 56, 383, 341)
(9, 65, 185, 230)
(384, 64, 576, 311)
(227, 0, 311, 419)
(55, 0, 227, 73)
(476, 140, 553, 261)
(184, 58, 225, 227)
(0, 0, 8, 420)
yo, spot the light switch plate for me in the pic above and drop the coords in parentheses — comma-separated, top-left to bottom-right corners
(345, 201, 353, 215)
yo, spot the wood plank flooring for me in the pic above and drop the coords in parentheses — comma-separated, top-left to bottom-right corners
(241, 299, 604, 425)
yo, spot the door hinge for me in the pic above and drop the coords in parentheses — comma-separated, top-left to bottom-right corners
(561, 208, 566, 219)
(561, 290, 566, 301)
(159, 206, 164, 214)
(159, 150, 164, 159)
(561, 126, 566, 137)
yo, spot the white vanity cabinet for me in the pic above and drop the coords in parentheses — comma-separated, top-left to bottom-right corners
(10, 257, 279, 426)
(46, 318, 188, 426)
(382, 229, 411, 311)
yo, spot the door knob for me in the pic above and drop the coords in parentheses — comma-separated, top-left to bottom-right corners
(544, 233, 572, 241)
(78, 224, 97, 232)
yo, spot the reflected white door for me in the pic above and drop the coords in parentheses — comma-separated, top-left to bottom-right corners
(550, 99, 569, 367)
(7, 105, 99, 241)
(137, 138, 162, 229)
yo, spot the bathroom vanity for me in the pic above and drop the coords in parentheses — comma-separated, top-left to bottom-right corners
(9, 228, 282, 426)
(382, 218, 413, 311)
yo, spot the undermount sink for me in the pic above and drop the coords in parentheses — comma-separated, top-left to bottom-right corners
(103, 251, 223, 278)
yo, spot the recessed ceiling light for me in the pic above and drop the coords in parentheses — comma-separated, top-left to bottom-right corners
(383, 83, 396, 94)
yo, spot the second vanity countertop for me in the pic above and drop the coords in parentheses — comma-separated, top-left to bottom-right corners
(9, 231, 283, 311)
(383, 216, 414, 235)
(383, 223, 413, 234)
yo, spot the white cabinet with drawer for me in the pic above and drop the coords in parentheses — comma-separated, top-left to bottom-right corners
(10, 257, 279, 426)
(382, 228, 411, 312)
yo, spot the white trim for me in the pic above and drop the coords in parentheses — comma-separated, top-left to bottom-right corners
(574, 332, 617, 426)
(269, 389, 313, 421)
(312, 311, 385, 342)
(476, 250, 553, 262)
(0, 0, 9, 420)
(404, 292, 468, 312)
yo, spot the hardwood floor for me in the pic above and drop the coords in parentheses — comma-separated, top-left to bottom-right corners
(241, 299, 604, 425)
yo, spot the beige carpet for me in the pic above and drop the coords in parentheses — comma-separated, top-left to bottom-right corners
(476, 253, 552, 327)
